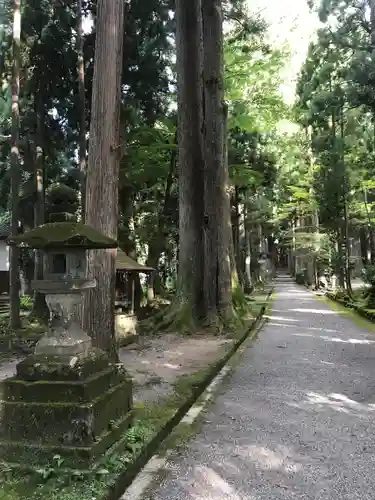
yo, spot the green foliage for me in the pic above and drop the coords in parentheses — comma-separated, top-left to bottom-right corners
(20, 296, 33, 311)
(361, 265, 375, 308)
(362, 265, 375, 288)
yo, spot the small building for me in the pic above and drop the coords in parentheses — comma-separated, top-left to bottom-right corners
(115, 249, 154, 314)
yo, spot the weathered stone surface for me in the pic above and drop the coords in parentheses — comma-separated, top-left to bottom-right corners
(0, 411, 132, 468)
(15, 348, 110, 381)
(7, 221, 118, 249)
(1, 365, 126, 403)
(0, 351, 133, 468)
(0, 379, 132, 445)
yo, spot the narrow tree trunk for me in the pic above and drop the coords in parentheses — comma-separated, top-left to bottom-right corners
(146, 130, 177, 300)
(243, 193, 252, 292)
(363, 187, 375, 263)
(84, 0, 125, 356)
(370, 0, 375, 47)
(223, 102, 237, 283)
(77, 0, 86, 219)
(359, 227, 369, 266)
(9, 0, 21, 329)
(343, 198, 352, 292)
(295, 216, 300, 275)
(175, 0, 205, 321)
(337, 232, 345, 288)
(231, 187, 241, 280)
(31, 96, 49, 321)
(202, 0, 232, 322)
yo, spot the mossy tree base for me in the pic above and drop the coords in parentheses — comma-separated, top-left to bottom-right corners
(0, 348, 133, 469)
(142, 289, 247, 336)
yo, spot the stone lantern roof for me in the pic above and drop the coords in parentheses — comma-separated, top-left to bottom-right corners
(7, 219, 118, 250)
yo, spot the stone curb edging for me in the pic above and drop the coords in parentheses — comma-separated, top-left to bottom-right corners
(102, 288, 273, 500)
(122, 313, 269, 500)
(324, 292, 375, 322)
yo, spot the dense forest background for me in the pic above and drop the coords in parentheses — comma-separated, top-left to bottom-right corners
(1, 0, 375, 342)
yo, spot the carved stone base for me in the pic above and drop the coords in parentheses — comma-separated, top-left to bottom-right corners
(0, 348, 133, 468)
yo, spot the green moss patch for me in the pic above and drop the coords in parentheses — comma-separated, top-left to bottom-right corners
(7, 222, 117, 249)
(319, 292, 375, 334)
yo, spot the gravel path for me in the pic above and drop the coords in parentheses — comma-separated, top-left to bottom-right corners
(143, 275, 375, 500)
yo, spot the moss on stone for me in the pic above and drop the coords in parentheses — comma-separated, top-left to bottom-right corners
(2, 367, 126, 404)
(0, 411, 132, 470)
(7, 222, 117, 249)
(0, 380, 132, 457)
(16, 348, 110, 381)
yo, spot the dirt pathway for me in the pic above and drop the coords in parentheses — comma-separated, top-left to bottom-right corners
(140, 275, 375, 500)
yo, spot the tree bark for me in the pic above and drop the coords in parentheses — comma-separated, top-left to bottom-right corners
(77, 0, 87, 219)
(9, 0, 21, 329)
(359, 227, 369, 265)
(32, 99, 49, 322)
(175, 0, 206, 321)
(243, 191, 252, 291)
(83, 0, 125, 356)
(202, 0, 232, 322)
(231, 186, 241, 281)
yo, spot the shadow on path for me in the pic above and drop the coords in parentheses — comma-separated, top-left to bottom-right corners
(142, 275, 375, 500)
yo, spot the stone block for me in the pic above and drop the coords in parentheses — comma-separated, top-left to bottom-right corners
(1, 366, 125, 403)
(15, 348, 110, 381)
(0, 411, 132, 469)
(0, 348, 133, 468)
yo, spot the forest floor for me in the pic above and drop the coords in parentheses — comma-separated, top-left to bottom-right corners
(133, 274, 375, 500)
(118, 333, 233, 404)
(0, 335, 232, 405)
(0, 291, 268, 406)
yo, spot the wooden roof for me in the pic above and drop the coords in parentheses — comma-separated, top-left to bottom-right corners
(116, 249, 154, 272)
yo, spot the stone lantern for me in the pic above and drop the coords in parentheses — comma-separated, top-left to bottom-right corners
(0, 214, 133, 468)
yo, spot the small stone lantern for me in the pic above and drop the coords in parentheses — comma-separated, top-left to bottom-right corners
(31, 219, 100, 357)
(0, 214, 133, 468)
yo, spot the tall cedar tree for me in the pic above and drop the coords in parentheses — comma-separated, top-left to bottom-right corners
(175, 0, 206, 322)
(9, 0, 21, 328)
(202, 0, 233, 322)
(83, 0, 125, 356)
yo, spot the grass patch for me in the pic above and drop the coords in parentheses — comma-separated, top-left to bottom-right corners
(317, 294, 375, 334)
(0, 317, 45, 338)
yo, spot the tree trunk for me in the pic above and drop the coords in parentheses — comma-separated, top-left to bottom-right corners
(359, 227, 369, 266)
(369, 228, 375, 264)
(32, 97, 49, 322)
(146, 130, 177, 300)
(83, 0, 125, 356)
(336, 232, 345, 288)
(175, 0, 205, 321)
(231, 186, 242, 283)
(222, 102, 237, 284)
(343, 201, 352, 293)
(77, 0, 86, 219)
(243, 193, 252, 292)
(202, 0, 232, 322)
(9, 0, 21, 329)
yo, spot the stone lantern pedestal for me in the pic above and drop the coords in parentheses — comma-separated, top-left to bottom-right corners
(0, 215, 132, 468)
